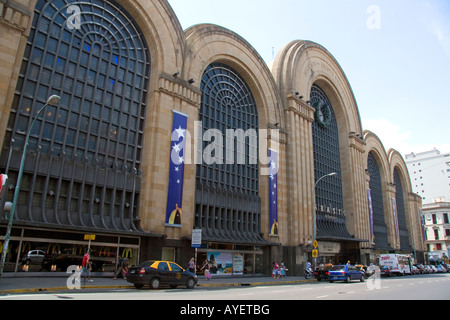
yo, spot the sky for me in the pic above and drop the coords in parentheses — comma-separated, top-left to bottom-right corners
(168, 0, 450, 157)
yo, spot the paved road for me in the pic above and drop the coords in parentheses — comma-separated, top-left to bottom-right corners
(1, 273, 449, 301)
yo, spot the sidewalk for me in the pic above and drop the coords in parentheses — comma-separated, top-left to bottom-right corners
(0, 274, 311, 294)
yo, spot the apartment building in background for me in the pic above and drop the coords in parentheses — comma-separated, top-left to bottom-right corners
(405, 149, 450, 204)
(422, 202, 450, 262)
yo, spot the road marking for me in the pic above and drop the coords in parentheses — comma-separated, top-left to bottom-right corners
(316, 295, 329, 299)
(300, 287, 313, 291)
(0, 294, 44, 299)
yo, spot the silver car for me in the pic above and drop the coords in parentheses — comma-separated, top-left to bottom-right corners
(23, 250, 46, 265)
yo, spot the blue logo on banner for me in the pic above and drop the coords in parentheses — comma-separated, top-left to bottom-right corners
(165, 110, 188, 226)
(269, 149, 278, 235)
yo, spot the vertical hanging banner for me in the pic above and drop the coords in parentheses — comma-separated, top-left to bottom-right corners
(165, 110, 188, 227)
(392, 197, 400, 247)
(269, 149, 278, 235)
(367, 188, 375, 244)
(419, 207, 426, 240)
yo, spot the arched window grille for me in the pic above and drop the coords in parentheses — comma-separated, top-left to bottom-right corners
(195, 62, 265, 244)
(0, 0, 150, 232)
(394, 169, 412, 251)
(367, 152, 391, 250)
(310, 84, 353, 240)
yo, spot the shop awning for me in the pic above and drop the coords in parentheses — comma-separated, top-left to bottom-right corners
(316, 212, 367, 243)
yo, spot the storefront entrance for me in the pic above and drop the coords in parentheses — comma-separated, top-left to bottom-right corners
(195, 243, 265, 276)
(0, 226, 140, 273)
(315, 241, 361, 266)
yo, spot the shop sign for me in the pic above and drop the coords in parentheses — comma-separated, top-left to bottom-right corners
(233, 254, 244, 275)
(84, 234, 96, 241)
(191, 229, 202, 248)
(318, 242, 340, 254)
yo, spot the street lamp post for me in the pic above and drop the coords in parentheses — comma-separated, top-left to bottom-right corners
(0, 95, 61, 278)
(312, 172, 338, 268)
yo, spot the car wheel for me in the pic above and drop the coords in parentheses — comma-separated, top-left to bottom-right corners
(186, 277, 196, 289)
(329, 280, 334, 283)
(149, 277, 160, 290)
(345, 275, 351, 283)
(360, 275, 364, 282)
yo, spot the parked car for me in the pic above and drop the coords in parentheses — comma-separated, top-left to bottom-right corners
(314, 264, 333, 281)
(411, 265, 420, 275)
(429, 265, 438, 273)
(444, 264, 450, 273)
(356, 264, 377, 278)
(436, 265, 447, 273)
(380, 265, 393, 277)
(127, 260, 197, 289)
(22, 250, 46, 265)
(327, 265, 365, 283)
(414, 264, 426, 274)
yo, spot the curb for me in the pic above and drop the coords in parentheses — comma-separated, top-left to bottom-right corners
(197, 279, 313, 287)
(0, 279, 315, 294)
(0, 285, 133, 295)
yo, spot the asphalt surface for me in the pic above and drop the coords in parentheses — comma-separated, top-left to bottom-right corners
(0, 273, 311, 294)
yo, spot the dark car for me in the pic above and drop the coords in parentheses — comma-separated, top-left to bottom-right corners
(380, 265, 393, 277)
(314, 264, 333, 281)
(127, 260, 198, 289)
(327, 265, 365, 283)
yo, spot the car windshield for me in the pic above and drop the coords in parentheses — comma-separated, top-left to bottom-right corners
(330, 265, 345, 271)
(140, 261, 156, 268)
(318, 264, 333, 270)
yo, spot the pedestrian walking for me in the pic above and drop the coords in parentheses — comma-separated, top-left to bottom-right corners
(272, 262, 279, 279)
(81, 251, 94, 283)
(114, 256, 128, 280)
(200, 258, 211, 280)
(188, 257, 195, 273)
(280, 260, 288, 278)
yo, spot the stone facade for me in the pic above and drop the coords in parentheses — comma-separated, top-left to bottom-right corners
(0, 0, 426, 274)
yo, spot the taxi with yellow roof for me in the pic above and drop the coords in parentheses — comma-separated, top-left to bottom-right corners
(127, 260, 197, 289)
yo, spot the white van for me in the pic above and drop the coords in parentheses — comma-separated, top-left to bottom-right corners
(379, 254, 411, 276)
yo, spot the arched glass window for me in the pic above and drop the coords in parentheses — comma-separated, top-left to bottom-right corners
(195, 62, 264, 244)
(394, 169, 412, 251)
(367, 152, 391, 250)
(0, 0, 150, 232)
(310, 84, 352, 240)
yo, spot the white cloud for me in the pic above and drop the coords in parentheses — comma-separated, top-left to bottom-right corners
(362, 118, 450, 157)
